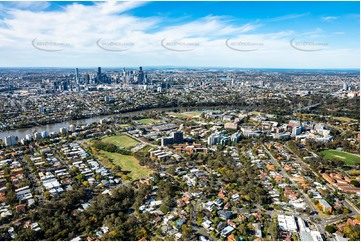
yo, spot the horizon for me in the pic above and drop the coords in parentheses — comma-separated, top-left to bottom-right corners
(0, 66, 359, 71)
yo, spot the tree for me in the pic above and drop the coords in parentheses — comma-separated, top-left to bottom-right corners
(350, 180, 360, 187)
(159, 203, 170, 214)
(5, 190, 17, 204)
(267, 220, 279, 240)
(325, 225, 337, 234)
(181, 224, 192, 239)
(75, 173, 84, 181)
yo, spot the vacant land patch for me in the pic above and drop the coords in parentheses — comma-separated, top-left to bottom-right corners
(96, 150, 152, 180)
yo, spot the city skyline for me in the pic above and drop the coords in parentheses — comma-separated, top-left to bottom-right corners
(0, 1, 359, 69)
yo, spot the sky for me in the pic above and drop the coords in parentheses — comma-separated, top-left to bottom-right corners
(0, 1, 359, 69)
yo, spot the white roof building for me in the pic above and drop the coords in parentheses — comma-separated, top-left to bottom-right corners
(278, 215, 298, 232)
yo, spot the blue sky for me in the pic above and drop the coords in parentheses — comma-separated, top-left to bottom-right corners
(0, 1, 359, 68)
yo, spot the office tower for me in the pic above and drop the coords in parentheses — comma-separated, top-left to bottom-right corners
(61, 81, 68, 91)
(137, 66, 144, 84)
(96, 67, 102, 83)
(172, 131, 184, 144)
(85, 74, 90, 85)
(144, 74, 148, 84)
(75, 68, 79, 84)
(53, 81, 59, 91)
(161, 137, 174, 147)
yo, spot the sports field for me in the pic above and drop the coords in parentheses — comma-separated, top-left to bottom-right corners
(135, 118, 161, 124)
(319, 150, 360, 166)
(101, 135, 139, 149)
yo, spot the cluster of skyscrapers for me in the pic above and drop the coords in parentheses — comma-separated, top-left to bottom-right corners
(51, 66, 149, 93)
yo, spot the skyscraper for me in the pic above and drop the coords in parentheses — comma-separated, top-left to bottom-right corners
(85, 74, 90, 85)
(75, 68, 79, 84)
(137, 66, 144, 84)
(97, 67, 102, 83)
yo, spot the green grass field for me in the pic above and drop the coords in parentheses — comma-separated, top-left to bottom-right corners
(135, 118, 160, 124)
(96, 151, 152, 180)
(319, 150, 360, 166)
(168, 111, 202, 119)
(101, 135, 139, 149)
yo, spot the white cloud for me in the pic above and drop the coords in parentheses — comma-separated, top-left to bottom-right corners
(321, 16, 338, 22)
(267, 13, 309, 22)
(96, 1, 146, 15)
(3, 1, 50, 11)
(0, 2, 358, 69)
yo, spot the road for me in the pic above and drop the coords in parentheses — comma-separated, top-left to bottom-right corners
(20, 156, 42, 194)
(262, 144, 326, 234)
(294, 102, 322, 113)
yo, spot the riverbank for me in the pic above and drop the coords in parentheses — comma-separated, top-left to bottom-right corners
(0, 104, 244, 141)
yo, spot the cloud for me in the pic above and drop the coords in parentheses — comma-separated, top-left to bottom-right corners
(321, 16, 338, 22)
(95, 1, 147, 15)
(297, 28, 325, 39)
(0, 2, 358, 69)
(3, 1, 50, 11)
(266, 13, 309, 22)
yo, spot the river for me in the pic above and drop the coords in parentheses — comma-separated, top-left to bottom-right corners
(0, 105, 235, 141)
